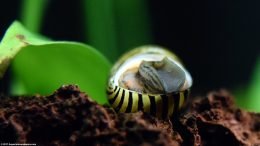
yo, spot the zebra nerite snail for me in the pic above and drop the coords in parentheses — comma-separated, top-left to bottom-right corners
(107, 46, 192, 118)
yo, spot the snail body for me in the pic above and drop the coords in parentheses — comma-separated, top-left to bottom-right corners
(107, 46, 192, 118)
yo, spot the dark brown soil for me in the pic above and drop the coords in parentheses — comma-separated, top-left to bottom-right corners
(0, 85, 259, 146)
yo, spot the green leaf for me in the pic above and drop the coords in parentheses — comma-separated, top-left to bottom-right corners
(235, 57, 260, 112)
(0, 21, 111, 104)
(246, 57, 260, 111)
(115, 0, 152, 54)
(20, 0, 49, 32)
(83, 0, 118, 62)
(0, 21, 49, 78)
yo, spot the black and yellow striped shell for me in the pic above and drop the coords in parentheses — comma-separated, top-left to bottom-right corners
(107, 46, 192, 118)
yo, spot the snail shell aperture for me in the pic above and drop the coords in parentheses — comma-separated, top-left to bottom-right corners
(107, 45, 192, 118)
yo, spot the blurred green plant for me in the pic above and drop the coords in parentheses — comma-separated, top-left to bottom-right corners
(0, 21, 111, 104)
(235, 57, 260, 112)
(82, 0, 151, 62)
(247, 57, 260, 111)
(83, 0, 118, 62)
(114, 0, 152, 55)
(21, 0, 48, 32)
(20, 0, 152, 62)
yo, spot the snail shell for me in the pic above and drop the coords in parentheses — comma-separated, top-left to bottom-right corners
(107, 45, 192, 118)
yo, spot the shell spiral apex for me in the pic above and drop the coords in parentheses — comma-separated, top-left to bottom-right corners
(107, 45, 192, 118)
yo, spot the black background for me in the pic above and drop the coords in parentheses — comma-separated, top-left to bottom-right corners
(0, 0, 259, 94)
